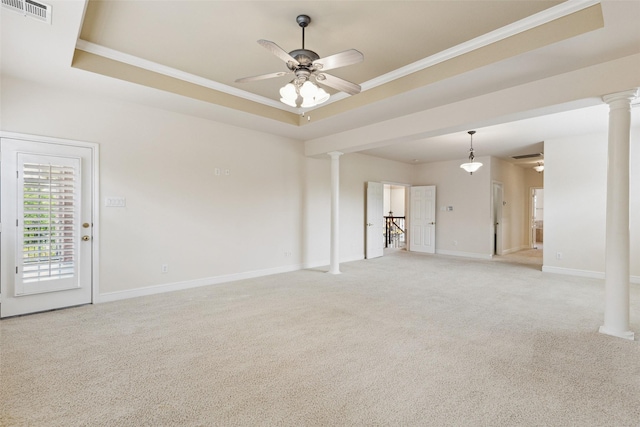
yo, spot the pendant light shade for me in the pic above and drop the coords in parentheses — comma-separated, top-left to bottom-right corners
(460, 130, 483, 174)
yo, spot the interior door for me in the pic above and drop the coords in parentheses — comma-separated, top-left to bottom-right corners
(1, 138, 94, 317)
(365, 181, 384, 259)
(409, 185, 436, 253)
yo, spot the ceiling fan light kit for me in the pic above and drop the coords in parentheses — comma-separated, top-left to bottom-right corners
(460, 130, 483, 174)
(235, 14, 363, 109)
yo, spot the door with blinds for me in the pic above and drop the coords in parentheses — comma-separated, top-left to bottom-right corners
(1, 138, 94, 318)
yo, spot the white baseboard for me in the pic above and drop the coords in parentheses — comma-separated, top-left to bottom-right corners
(542, 266, 640, 284)
(501, 245, 529, 255)
(542, 265, 604, 279)
(97, 263, 303, 303)
(96, 259, 639, 304)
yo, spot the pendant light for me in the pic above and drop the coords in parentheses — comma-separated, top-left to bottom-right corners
(460, 130, 483, 174)
(534, 162, 544, 173)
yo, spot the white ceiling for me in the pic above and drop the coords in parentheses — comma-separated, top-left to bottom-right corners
(1, 0, 639, 168)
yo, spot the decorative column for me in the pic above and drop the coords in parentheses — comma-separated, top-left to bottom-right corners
(328, 152, 343, 274)
(599, 89, 638, 340)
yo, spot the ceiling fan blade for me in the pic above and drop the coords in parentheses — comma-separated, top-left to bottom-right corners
(257, 39, 299, 67)
(235, 71, 290, 83)
(313, 49, 363, 72)
(317, 73, 361, 96)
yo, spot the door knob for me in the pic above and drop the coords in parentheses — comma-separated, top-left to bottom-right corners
(82, 235, 91, 241)
(429, 222, 435, 225)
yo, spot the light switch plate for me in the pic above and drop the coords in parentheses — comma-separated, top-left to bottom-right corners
(105, 197, 126, 207)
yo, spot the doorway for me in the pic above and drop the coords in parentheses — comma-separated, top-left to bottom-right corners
(383, 184, 407, 250)
(531, 188, 544, 249)
(1, 136, 98, 318)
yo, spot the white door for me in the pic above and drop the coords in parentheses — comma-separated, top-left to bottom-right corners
(365, 181, 384, 259)
(1, 138, 94, 317)
(409, 185, 436, 254)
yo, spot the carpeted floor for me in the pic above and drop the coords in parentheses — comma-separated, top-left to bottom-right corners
(1, 251, 638, 426)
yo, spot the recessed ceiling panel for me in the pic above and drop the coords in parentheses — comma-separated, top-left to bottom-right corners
(79, 1, 563, 100)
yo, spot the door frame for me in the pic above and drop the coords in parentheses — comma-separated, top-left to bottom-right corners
(0, 132, 100, 308)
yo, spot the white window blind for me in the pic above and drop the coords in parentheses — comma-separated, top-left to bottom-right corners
(21, 162, 77, 283)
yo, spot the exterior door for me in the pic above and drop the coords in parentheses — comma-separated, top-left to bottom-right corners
(365, 181, 384, 259)
(409, 185, 436, 253)
(1, 138, 94, 317)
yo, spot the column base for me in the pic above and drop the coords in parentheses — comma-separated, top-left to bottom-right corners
(327, 268, 341, 275)
(599, 325, 635, 341)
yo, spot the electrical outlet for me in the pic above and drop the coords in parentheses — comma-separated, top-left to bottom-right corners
(161, 264, 169, 273)
(555, 252, 563, 260)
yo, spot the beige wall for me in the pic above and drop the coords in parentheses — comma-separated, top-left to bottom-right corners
(413, 156, 492, 258)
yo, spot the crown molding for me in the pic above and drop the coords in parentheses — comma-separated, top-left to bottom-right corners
(75, 0, 601, 112)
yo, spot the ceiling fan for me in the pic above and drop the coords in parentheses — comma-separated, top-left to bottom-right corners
(235, 14, 364, 108)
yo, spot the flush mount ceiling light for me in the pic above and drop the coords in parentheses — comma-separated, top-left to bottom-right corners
(460, 130, 483, 174)
(235, 14, 363, 109)
(534, 162, 545, 173)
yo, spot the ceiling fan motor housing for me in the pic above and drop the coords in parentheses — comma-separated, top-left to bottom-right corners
(296, 14, 311, 28)
(288, 49, 320, 67)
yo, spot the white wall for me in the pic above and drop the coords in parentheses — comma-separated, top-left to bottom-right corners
(1, 77, 416, 298)
(413, 156, 492, 258)
(3, 76, 637, 299)
(544, 130, 639, 279)
(2, 78, 310, 296)
(383, 185, 405, 217)
(339, 154, 413, 261)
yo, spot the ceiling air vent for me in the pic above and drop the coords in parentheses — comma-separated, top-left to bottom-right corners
(511, 153, 543, 160)
(2, 0, 52, 24)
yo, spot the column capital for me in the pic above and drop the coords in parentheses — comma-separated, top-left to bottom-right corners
(327, 151, 344, 158)
(602, 89, 638, 105)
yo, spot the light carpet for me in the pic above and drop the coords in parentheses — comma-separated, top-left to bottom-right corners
(1, 251, 638, 426)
